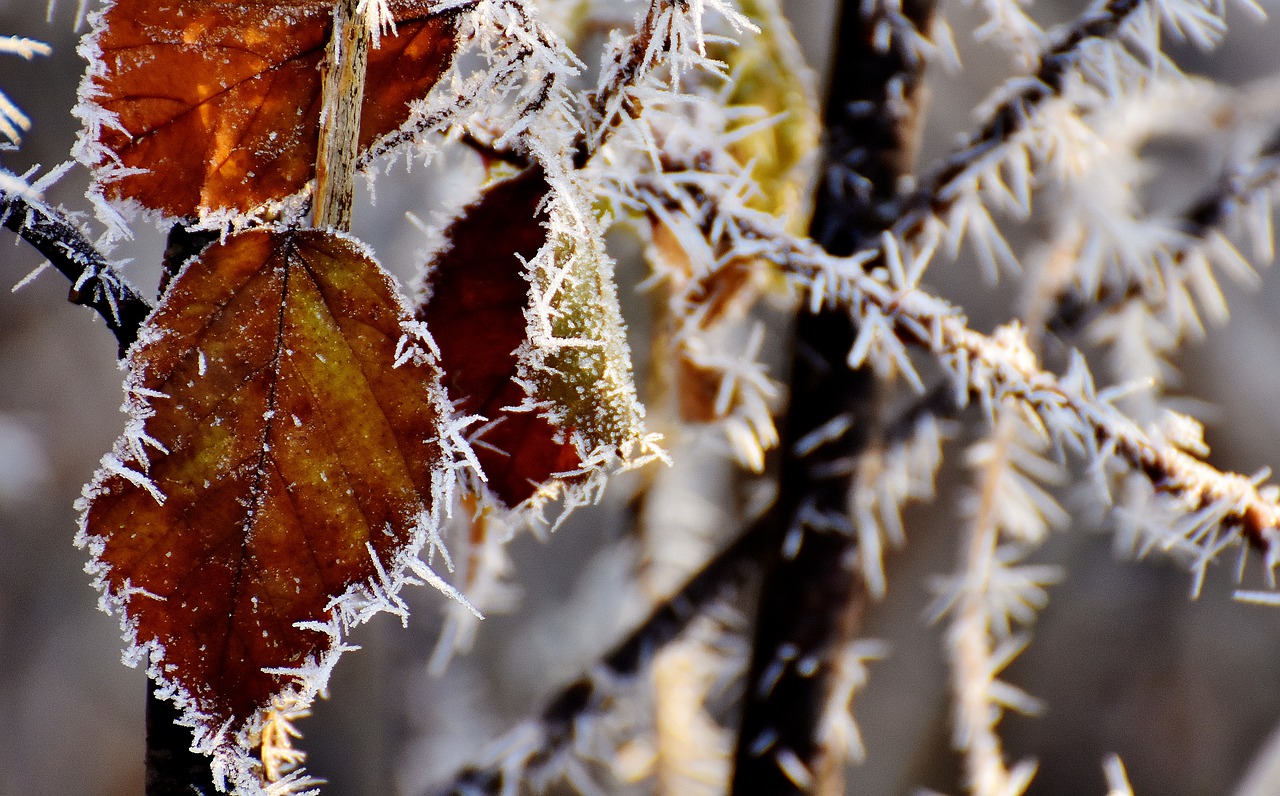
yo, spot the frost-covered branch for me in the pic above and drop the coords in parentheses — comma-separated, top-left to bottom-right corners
(938, 242, 1076, 796)
(0, 187, 151, 355)
(632, 109, 1280, 578)
(885, 0, 1256, 278)
(611, 0, 1280, 585)
(426, 507, 779, 795)
(754, 212, 1280, 572)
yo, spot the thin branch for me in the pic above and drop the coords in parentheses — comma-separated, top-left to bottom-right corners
(426, 506, 779, 796)
(0, 190, 152, 356)
(889, 0, 1146, 240)
(313, 0, 371, 230)
(1051, 127, 1280, 338)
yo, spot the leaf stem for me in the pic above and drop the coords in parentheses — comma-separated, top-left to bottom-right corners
(313, 0, 371, 231)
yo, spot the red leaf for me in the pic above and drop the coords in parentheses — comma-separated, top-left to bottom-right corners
(78, 228, 449, 741)
(417, 169, 582, 509)
(81, 1, 455, 216)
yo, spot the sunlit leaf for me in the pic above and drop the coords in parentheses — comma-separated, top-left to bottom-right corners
(721, 0, 819, 230)
(79, 1, 456, 217)
(527, 223, 647, 450)
(418, 168, 582, 509)
(78, 228, 450, 742)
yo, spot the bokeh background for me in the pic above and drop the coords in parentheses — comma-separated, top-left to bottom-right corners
(3, 0, 1280, 794)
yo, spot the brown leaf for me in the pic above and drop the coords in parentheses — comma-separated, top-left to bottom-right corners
(417, 168, 583, 509)
(78, 228, 449, 739)
(81, 1, 455, 217)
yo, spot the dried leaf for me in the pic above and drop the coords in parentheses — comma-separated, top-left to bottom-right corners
(78, 228, 449, 742)
(418, 169, 582, 509)
(80, 1, 455, 217)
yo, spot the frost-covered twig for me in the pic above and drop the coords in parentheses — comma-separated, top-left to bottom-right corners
(1053, 124, 1280, 344)
(0, 188, 151, 355)
(426, 511, 779, 795)
(586, 0, 753, 158)
(887, 0, 1236, 271)
(749, 211, 1280, 569)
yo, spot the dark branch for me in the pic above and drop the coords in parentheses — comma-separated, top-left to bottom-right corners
(0, 191, 152, 356)
(1049, 126, 1280, 339)
(730, 310, 877, 796)
(425, 505, 778, 795)
(731, 0, 936, 792)
(146, 680, 216, 796)
(890, 0, 1144, 240)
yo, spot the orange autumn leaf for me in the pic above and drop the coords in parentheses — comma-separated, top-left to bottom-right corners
(78, 228, 450, 739)
(417, 168, 582, 509)
(80, 1, 456, 217)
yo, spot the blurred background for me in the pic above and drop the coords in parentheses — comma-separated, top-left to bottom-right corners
(3, 0, 1280, 794)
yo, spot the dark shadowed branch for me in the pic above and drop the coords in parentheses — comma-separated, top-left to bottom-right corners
(146, 680, 216, 796)
(730, 0, 935, 792)
(0, 190, 152, 355)
(144, 222, 222, 796)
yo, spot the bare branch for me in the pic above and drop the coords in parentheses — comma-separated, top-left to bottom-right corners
(313, 0, 372, 230)
(0, 190, 151, 356)
(731, 0, 935, 790)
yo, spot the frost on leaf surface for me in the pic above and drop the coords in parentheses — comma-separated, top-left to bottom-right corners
(78, 0, 456, 217)
(417, 168, 582, 509)
(77, 228, 450, 744)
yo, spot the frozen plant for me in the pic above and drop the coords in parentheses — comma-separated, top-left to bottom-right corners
(2, 0, 1280, 794)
